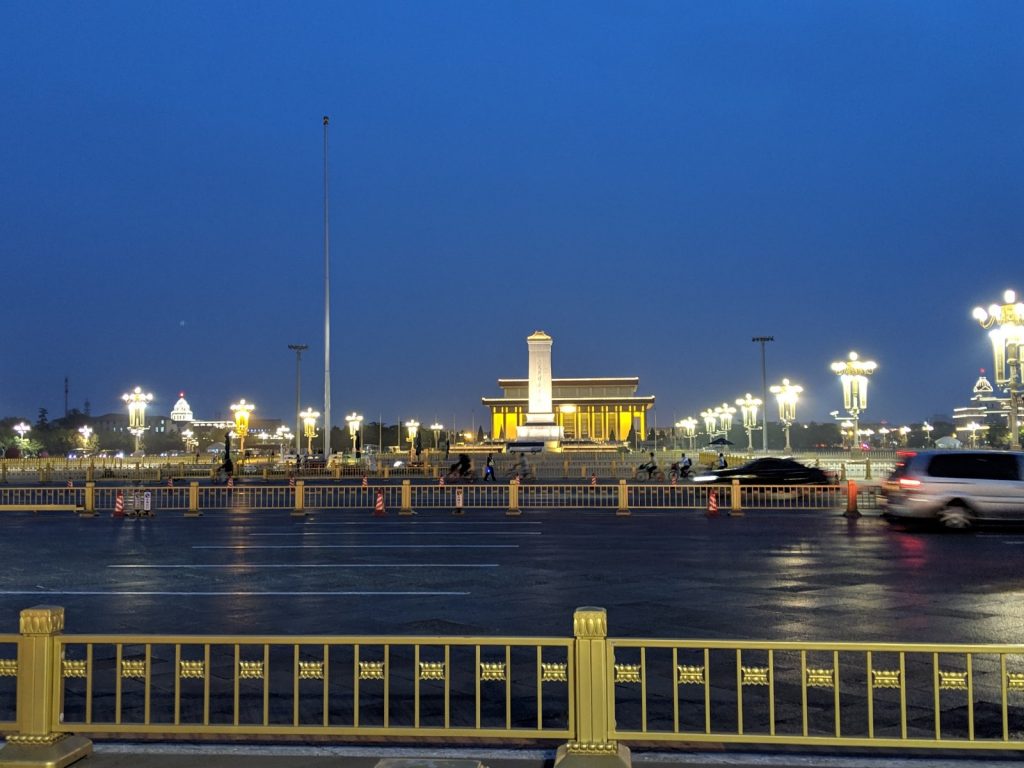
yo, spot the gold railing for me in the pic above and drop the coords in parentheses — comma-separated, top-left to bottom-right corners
(608, 637, 1024, 749)
(2, 606, 1024, 768)
(0, 480, 879, 515)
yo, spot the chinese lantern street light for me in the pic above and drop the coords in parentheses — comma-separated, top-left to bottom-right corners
(700, 409, 718, 439)
(960, 421, 987, 448)
(430, 422, 444, 450)
(769, 378, 802, 453)
(13, 422, 31, 441)
(830, 352, 877, 453)
(345, 412, 363, 458)
(230, 399, 255, 454)
(405, 420, 420, 457)
(122, 386, 153, 453)
(973, 290, 1024, 449)
(735, 393, 762, 452)
(714, 403, 736, 435)
(299, 408, 320, 455)
(675, 417, 697, 450)
(181, 428, 197, 454)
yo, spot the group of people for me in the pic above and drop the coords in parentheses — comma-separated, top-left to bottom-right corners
(447, 452, 532, 482)
(637, 451, 728, 480)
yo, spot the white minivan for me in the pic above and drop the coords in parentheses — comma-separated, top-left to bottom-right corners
(882, 450, 1024, 529)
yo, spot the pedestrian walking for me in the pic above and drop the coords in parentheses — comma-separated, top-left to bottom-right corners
(484, 453, 496, 482)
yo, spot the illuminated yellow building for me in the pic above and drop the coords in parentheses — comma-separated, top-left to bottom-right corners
(483, 378, 654, 444)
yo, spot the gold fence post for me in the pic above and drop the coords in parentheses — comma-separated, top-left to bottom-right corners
(616, 479, 629, 516)
(864, 459, 872, 480)
(840, 462, 847, 481)
(85, 464, 93, 483)
(507, 480, 521, 516)
(0, 606, 92, 768)
(1, 461, 6, 483)
(83, 482, 95, 517)
(292, 480, 306, 517)
(730, 479, 743, 516)
(399, 479, 414, 516)
(186, 481, 201, 517)
(555, 607, 630, 768)
(845, 479, 860, 518)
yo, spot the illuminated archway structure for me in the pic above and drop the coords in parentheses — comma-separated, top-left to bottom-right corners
(483, 377, 654, 444)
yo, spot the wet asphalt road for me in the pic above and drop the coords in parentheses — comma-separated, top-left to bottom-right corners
(0, 506, 1022, 644)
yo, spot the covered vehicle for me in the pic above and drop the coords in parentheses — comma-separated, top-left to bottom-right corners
(693, 457, 835, 485)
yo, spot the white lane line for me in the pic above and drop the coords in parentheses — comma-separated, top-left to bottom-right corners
(0, 590, 470, 597)
(303, 521, 543, 526)
(108, 563, 499, 569)
(247, 531, 540, 537)
(192, 544, 520, 550)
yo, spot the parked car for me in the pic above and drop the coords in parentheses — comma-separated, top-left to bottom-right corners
(67, 448, 93, 460)
(882, 450, 1024, 529)
(95, 449, 125, 459)
(693, 457, 835, 485)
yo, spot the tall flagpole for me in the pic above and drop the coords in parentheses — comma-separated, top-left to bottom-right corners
(323, 115, 332, 457)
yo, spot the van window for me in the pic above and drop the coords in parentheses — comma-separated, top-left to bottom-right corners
(927, 453, 1020, 481)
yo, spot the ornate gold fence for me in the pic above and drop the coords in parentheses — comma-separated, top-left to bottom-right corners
(2, 606, 1024, 768)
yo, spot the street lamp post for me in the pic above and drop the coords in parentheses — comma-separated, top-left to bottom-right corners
(752, 336, 774, 452)
(769, 378, 802, 453)
(735, 393, 762, 452)
(922, 422, 934, 446)
(122, 386, 154, 454)
(345, 412, 363, 458)
(701, 409, 718, 442)
(230, 399, 255, 455)
(961, 421, 986, 448)
(288, 344, 308, 457)
(830, 351, 877, 453)
(274, 425, 293, 457)
(877, 426, 890, 450)
(13, 422, 30, 442)
(678, 417, 697, 450)
(430, 423, 444, 454)
(840, 420, 854, 450)
(181, 428, 196, 455)
(898, 426, 911, 447)
(405, 420, 420, 458)
(300, 408, 320, 455)
(972, 290, 1024, 450)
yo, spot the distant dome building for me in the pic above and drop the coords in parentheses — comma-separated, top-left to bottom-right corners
(170, 392, 194, 423)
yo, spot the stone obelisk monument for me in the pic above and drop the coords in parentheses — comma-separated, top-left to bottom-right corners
(513, 330, 563, 450)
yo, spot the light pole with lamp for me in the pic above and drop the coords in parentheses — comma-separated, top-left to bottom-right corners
(830, 351, 877, 453)
(769, 378, 802, 454)
(922, 422, 934, 446)
(701, 409, 718, 441)
(300, 408, 320, 455)
(714, 403, 736, 436)
(122, 386, 153, 454)
(877, 427, 890, 449)
(430, 422, 444, 452)
(346, 413, 363, 458)
(230, 399, 255, 455)
(181, 428, 197, 455)
(961, 421, 986, 448)
(13, 422, 31, 452)
(840, 420, 854, 450)
(678, 417, 697, 450)
(405, 420, 420, 459)
(274, 426, 293, 458)
(288, 344, 308, 457)
(735, 393, 762, 452)
(752, 336, 774, 451)
(972, 289, 1024, 450)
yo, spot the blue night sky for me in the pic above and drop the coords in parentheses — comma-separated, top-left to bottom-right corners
(2, 1, 1022, 430)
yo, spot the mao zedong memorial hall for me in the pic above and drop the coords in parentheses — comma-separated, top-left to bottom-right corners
(482, 331, 655, 449)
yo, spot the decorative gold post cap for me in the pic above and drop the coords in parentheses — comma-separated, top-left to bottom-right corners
(20, 606, 64, 635)
(527, 330, 552, 341)
(573, 607, 607, 638)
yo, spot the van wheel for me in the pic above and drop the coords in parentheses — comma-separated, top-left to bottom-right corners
(938, 503, 974, 530)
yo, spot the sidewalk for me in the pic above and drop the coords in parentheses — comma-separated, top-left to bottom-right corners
(17, 743, 1023, 768)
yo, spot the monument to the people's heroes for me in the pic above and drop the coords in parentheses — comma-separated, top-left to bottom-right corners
(511, 330, 564, 450)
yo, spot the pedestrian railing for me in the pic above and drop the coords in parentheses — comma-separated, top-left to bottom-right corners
(0, 480, 880, 515)
(2, 606, 1024, 768)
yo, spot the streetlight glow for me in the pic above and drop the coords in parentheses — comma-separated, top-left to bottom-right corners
(345, 412, 363, 457)
(122, 386, 154, 453)
(831, 351, 876, 452)
(735, 393, 762, 452)
(230, 399, 255, 454)
(973, 289, 1024, 449)
(299, 408, 320, 455)
(769, 378, 802, 453)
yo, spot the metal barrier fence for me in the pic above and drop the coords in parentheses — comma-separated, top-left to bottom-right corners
(0, 481, 881, 514)
(1, 606, 1023, 768)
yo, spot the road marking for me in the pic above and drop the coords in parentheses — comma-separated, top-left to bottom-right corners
(108, 563, 499, 569)
(247, 531, 540, 537)
(303, 521, 543, 526)
(0, 590, 470, 597)
(192, 544, 520, 550)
